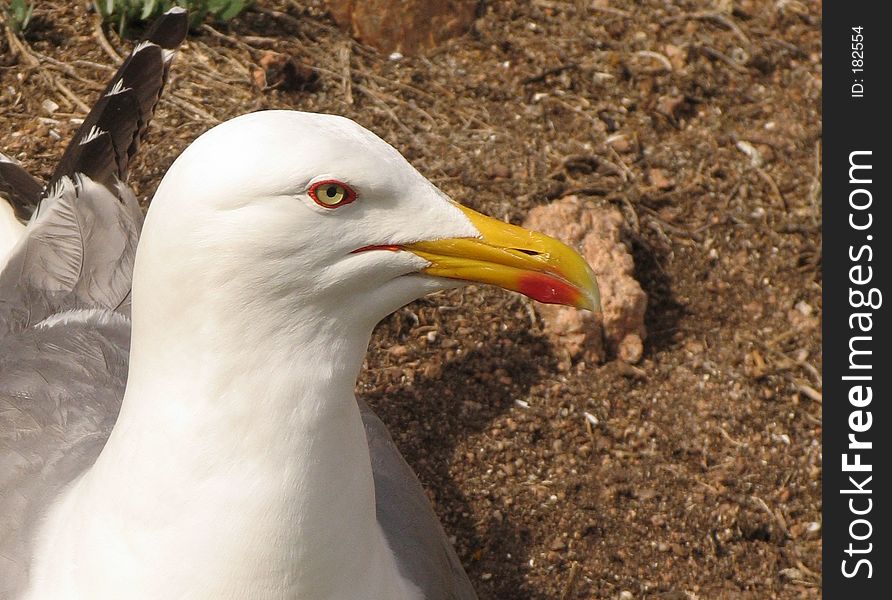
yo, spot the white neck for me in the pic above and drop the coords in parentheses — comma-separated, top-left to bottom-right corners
(26, 239, 419, 599)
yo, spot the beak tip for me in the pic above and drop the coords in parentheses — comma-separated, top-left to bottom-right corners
(581, 286, 601, 313)
(579, 267, 601, 313)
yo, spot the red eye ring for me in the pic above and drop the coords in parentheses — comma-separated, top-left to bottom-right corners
(308, 180, 357, 209)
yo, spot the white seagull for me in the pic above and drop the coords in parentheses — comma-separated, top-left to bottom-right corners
(1, 15, 599, 600)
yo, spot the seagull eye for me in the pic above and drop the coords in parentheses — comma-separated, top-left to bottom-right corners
(308, 180, 356, 208)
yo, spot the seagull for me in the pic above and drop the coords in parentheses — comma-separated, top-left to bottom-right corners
(1, 19, 599, 600)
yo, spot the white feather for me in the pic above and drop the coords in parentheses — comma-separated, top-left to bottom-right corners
(105, 78, 131, 97)
(132, 40, 157, 55)
(35, 308, 130, 330)
(79, 126, 105, 146)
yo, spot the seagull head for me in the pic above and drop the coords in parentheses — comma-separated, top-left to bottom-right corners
(141, 111, 599, 332)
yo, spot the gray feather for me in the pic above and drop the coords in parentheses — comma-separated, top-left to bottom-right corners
(0, 313, 130, 597)
(361, 399, 479, 600)
(0, 177, 142, 337)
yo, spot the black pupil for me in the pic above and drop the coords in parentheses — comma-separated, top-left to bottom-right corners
(326, 186, 338, 199)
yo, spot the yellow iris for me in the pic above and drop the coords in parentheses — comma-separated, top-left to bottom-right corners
(315, 183, 349, 206)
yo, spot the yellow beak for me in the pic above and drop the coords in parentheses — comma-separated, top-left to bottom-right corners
(402, 203, 600, 311)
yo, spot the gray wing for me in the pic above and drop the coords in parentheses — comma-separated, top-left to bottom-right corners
(0, 315, 129, 598)
(0, 178, 144, 336)
(0, 9, 187, 596)
(360, 399, 478, 600)
(0, 7, 188, 337)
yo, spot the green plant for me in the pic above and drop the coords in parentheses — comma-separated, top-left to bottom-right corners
(95, 0, 253, 35)
(4, 0, 35, 33)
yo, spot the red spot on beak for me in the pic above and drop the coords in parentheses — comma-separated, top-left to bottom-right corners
(517, 273, 581, 307)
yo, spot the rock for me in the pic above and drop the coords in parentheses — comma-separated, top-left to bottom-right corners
(41, 99, 59, 115)
(648, 167, 674, 190)
(618, 333, 644, 364)
(663, 44, 687, 71)
(656, 94, 687, 121)
(326, 0, 479, 56)
(794, 300, 813, 316)
(606, 133, 635, 154)
(522, 197, 647, 363)
(549, 536, 566, 551)
(388, 344, 408, 358)
(787, 300, 818, 331)
(254, 51, 318, 92)
(806, 521, 821, 538)
(735, 140, 763, 168)
(487, 163, 512, 179)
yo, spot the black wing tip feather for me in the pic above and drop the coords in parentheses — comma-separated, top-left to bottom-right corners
(144, 7, 190, 51)
(45, 9, 189, 195)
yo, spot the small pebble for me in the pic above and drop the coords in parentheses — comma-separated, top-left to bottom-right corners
(41, 99, 59, 115)
(795, 300, 813, 316)
(606, 133, 631, 153)
(736, 140, 763, 167)
(388, 344, 408, 358)
(618, 334, 644, 364)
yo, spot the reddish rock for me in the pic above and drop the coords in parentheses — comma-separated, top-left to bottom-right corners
(523, 196, 647, 363)
(326, 0, 479, 55)
(648, 167, 674, 190)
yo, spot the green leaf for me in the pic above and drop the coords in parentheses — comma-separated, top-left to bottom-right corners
(140, 0, 158, 21)
(94, 0, 251, 30)
(5, 0, 35, 33)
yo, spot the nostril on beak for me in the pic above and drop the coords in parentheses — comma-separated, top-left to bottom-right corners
(512, 248, 542, 256)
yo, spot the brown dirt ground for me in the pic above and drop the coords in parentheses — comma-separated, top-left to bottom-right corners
(0, 1, 822, 598)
